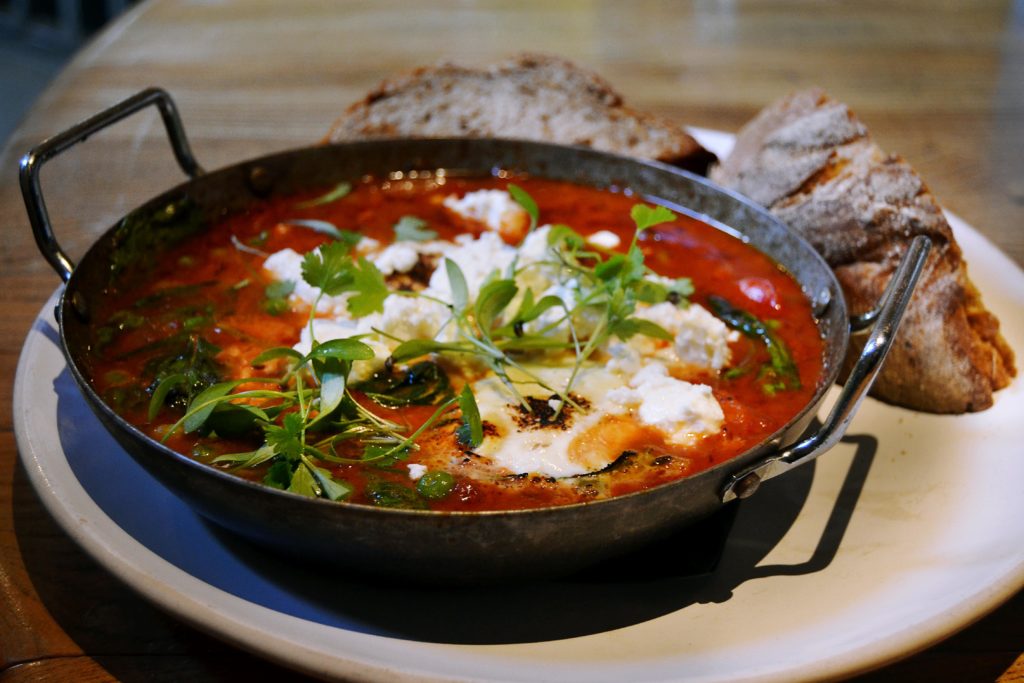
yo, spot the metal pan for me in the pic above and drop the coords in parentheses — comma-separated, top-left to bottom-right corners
(20, 89, 930, 583)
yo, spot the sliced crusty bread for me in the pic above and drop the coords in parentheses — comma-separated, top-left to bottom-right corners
(326, 54, 716, 175)
(711, 88, 1015, 413)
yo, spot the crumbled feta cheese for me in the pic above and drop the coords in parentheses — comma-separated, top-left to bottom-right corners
(604, 361, 724, 444)
(377, 294, 451, 343)
(541, 277, 579, 309)
(292, 294, 453, 382)
(369, 241, 421, 276)
(427, 230, 516, 302)
(407, 464, 428, 481)
(355, 236, 381, 254)
(360, 237, 448, 274)
(264, 215, 735, 476)
(443, 189, 527, 233)
(605, 340, 644, 375)
(262, 247, 351, 316)
(516, 225, 554, 266)
(586, 230, 621, 249)
(671, 305, 738, 370)
(633, 302, 737, 370)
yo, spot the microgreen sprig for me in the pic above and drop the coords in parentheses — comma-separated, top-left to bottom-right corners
(150, 186, 712, 504)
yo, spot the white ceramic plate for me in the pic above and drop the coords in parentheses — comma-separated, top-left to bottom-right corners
(13, 131, 1024, 682)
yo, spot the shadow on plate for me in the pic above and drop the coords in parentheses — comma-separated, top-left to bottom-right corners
(207, 425, 877, 644)
(36, 341, 878, 646)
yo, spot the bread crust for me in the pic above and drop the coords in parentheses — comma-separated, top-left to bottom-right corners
(326, 54, 716, 175)
(712, 89, 1015, 413)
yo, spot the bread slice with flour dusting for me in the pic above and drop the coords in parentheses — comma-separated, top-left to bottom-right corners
(711, 89, 1015, 413)
(326, 54, 716, 175)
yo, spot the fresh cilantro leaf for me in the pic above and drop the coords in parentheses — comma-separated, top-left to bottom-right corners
(265, 412, 305, 460)
(345, 257, 389, 317)
(306, 462, 352, 501)
(287, 462, 320, 498)
(635, 278, 668, 304)
(301, 241, 354, 296)
(263, 460, 293, 489)
(394, 215, 438, 242)
(594, 254, 626, 281)
(300, 245, 389, 316)
(624, 243, 647, 283)
(631, 204, 677, 231)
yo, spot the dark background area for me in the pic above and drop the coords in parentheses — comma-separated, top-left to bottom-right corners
(0, 0, 135, 144)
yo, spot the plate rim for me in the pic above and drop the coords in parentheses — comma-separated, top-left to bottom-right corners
(12, 128, 1024, 682)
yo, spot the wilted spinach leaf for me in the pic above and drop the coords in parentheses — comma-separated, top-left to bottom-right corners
(354, 361, 452, 407)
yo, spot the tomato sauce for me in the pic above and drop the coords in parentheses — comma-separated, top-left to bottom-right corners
(88, 174, 824, 511)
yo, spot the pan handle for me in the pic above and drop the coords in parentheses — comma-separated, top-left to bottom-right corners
(720, 235, 932, 503)
(19, 87, 203, 283)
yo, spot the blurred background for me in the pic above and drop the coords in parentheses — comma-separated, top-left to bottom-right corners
(0, 0, 135, 143)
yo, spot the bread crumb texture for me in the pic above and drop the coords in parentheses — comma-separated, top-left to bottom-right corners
(326, 54, 715, 174)
(712, 88, 1015, 413)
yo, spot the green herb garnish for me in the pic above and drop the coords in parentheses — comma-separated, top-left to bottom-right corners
(262, 279, 295, 316)
(295, 181, 352, 208)
(109, 197, 204, 283)
(393, 215, 438, 242)
(707, 295, 801, 395)
(455, 385, 484, 448)
(508, 183, 539, 232)
(416, 471, 455, 500)
(154, 187, 725, 506)
(366, 480, 428, 509)
(285, 219, 362, 245)
(354, 361, 452, 407)
(145, 335, 224, 418)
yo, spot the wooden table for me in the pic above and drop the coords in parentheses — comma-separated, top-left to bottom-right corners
(1, 1, 1021, 680)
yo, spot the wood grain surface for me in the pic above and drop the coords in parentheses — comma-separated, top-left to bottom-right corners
(1, 1, 1021, 681)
